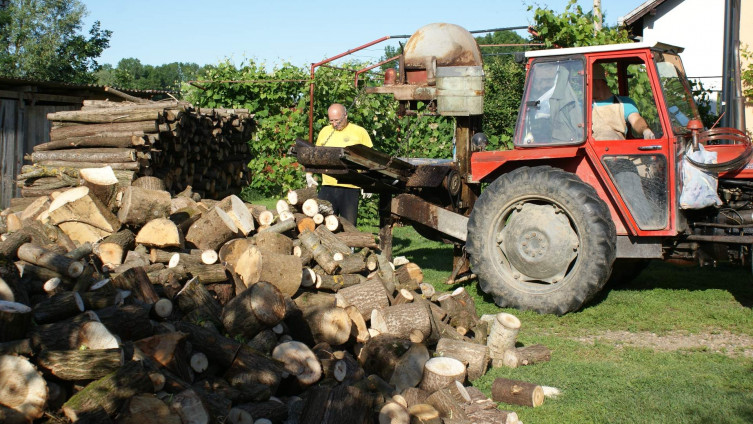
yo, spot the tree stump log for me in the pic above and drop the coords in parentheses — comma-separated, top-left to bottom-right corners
(298, 230, 339, 275)
(394, 263, 423, 291)
(79, 166, 120, 208)
(335, 231, 379, 249)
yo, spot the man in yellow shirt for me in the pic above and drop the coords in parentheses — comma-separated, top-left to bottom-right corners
(305, 103, 373, 225)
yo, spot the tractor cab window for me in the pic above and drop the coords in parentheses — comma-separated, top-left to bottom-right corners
(654, 53, 701, 135)
(514, 58, 585, 146)
(591, 60, 663, 140)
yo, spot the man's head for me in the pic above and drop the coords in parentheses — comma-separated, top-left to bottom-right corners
(328, 103, 348, 130)
(592, 63, 612, 101)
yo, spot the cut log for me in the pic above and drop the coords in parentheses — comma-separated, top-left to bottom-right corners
(31, 147, 138, 163)
(491, 377, 545, 407)
(287, 187, 318, 206)
(47, 186, 120, 233)
(0, 301, 32, 342)
(233, 245, 302, 296)
(257, 210, 275, 227)
(136, 218, 183, 248)
(77, 321, 120, 349)
(302, 198, 334, 217)
(36, 348, 124, 380)
(335, 230, 379, 249)
(324, 214, 340, 232)
(117, 393, 182, 424)
(36, 159, 141, 170)
(111, 266, 160, 304)
(314, 226, 351, 257)
(221, 280, 286, 339)
(379, 401, 410, 424)
(17, 243, 84, 278)
(334, 277, 390, 320)
(29, 311, 99, 351)
(134, 332, 192, 381)
(34, 132, 147, 151)
(395, 263, 423, 291)
(418, 357, 466, 393)
(345, 305, 370, 343)
(118, 186, 172, 227)
(304, 305, 352, 346)
(0, 231, 31, 258)
(176, 276, 223, 328)
(201, 249, 218, 264)
(407, 404, 441, 424)
(0, 354, 47, 422)
(62, 360, 154, 421)
(19, 196, 50, 222)
(501, 344, 551, 369)
(295, 214, 316, 234)
(272, 341, 322, 386)
(487, 312, 521, 360)
(93, 229, 135, 266)
(316, 273, 366, 292)
(48, 108, 163, 123)
(298, 230, 339, 275)
(389, 342, 430, 392)
(32, 291, 85, 324)
(371, 302, 432, 341)
(337, 247, 371, 274)
(185, 206, 238, 251)
(79, 166, 119, 208)
(132, 175, 166, 191)
(425, 382, 470, 421)
(254, 231, 294, 255)
(435, 338, 489, 381)
(257, 217, 296, 235)
(216, 195, 255, 236)
(357, 335, 412, 382)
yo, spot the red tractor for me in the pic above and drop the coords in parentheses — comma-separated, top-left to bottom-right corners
(294, 23, 752, 315)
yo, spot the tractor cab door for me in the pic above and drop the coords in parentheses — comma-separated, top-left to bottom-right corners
(587, 54, 672, 234)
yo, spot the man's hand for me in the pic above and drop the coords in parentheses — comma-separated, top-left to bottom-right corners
(305, 172, 318, 187)
(642, 128, 656, 139)
(361, 189, 373, 199)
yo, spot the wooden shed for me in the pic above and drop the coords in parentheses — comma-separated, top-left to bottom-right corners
(0, 78, 162, 208)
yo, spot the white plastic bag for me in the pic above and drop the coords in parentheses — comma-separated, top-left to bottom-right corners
(679, 144, 722, 209)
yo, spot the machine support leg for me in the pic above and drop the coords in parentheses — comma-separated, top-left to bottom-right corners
(378, 193, 393, 262)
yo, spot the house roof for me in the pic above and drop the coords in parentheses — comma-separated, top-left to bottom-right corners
(619, 0, 668, 27)
(525, 41, 684, 58)
(0, 75, 170, 104)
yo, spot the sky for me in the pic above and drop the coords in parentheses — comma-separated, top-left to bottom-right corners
(80, 0, 645, 68)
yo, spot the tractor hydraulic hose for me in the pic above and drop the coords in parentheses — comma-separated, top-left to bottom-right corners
(685, 127, 753, 173)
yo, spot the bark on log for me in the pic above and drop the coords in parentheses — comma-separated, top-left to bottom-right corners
(111, 266, 160, 304)
(185, 206, 238, 251)
(62, 360, 154, 421)
(131, 176, 166, 191)
(0, 231, 31, 258)
(371, 302, 432, 341)
(434, 338, 489, 382)
(254, 231, 293, 255)
(395, 263, 423, 291)
(258, 217, 296, 235)
(47, 186, 120, 233)
(34, 133, 147, 151)
(287, 187, 318, 206)
(117, 186, 172, 227)
(357, 335, 412, 382)
(176, 276, 223, 328)
(36, 159, 141, 170)
(32, 291, 85, 324)
(49, 121, 163, 141)
(233, 245, 302, 296)
(314, 225, 351, 257)
(298, 230, 339, 275)
(216, 195, 255, 236)
(334, 276, 390, 320)
(31, 148, 138, 163)
(0, 354, 47, 422)
(79, 166, 119, 208)
(389, 342, 430, 392)
(94, 229, 135, 266)
(316, 273, 365, 292)
(36, 348, 124, 380)
(501, 344, 551, 369)
(334, 231, 379, 249)
(221, 280, 286, 339)
(48, 108, 163, 123)
(490, 377, 545, 407)
(29, 311, 99, 351)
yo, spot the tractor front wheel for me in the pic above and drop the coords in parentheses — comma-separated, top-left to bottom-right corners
(466, 166, 616, 315)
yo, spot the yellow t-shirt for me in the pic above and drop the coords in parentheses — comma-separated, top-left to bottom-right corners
(315, 122, 373, 188)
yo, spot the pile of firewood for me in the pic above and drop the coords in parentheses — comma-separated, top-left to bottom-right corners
(18, 100, 254, 200)
(0, 179, 554, 424)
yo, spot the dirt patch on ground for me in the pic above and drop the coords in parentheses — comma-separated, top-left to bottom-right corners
(572, 330, 753, 358)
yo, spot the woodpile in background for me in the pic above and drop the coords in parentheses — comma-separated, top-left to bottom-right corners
(17, 100, 254, 201)
(0, 179, 555, 424)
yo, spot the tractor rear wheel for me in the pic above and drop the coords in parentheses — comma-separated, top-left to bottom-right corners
(466, 166, 616, 315)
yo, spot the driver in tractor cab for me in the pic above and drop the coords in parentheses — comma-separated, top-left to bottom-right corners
(591, 63, 656, 141)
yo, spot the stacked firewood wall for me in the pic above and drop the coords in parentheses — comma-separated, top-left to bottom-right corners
(0, 177, 558, 424)
(19, 100, 254, 200)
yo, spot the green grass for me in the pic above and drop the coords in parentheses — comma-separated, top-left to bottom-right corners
(385, 225, 753, 424)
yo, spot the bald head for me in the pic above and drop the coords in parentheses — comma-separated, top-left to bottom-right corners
(328, 103, 348, 130)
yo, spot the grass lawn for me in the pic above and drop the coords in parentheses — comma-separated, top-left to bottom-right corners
(387, 224, 753, 424)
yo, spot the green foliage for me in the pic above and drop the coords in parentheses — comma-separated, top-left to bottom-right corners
(0, 0, 111, 83)
(691, 80, 721, 129)
(482, 57, 526, 149)
(529, 0, 631, 48)
(740, 46, 753, 112)
(93, 58, 204, 92)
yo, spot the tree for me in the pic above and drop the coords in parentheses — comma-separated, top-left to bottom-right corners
(529, 0, 630, 48)
(94, 58, 205, 93)
(0, 0, 111, 83)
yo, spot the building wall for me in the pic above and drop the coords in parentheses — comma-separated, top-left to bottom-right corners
(640, 0, 725, 91)
(0, 100, 77, 208)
